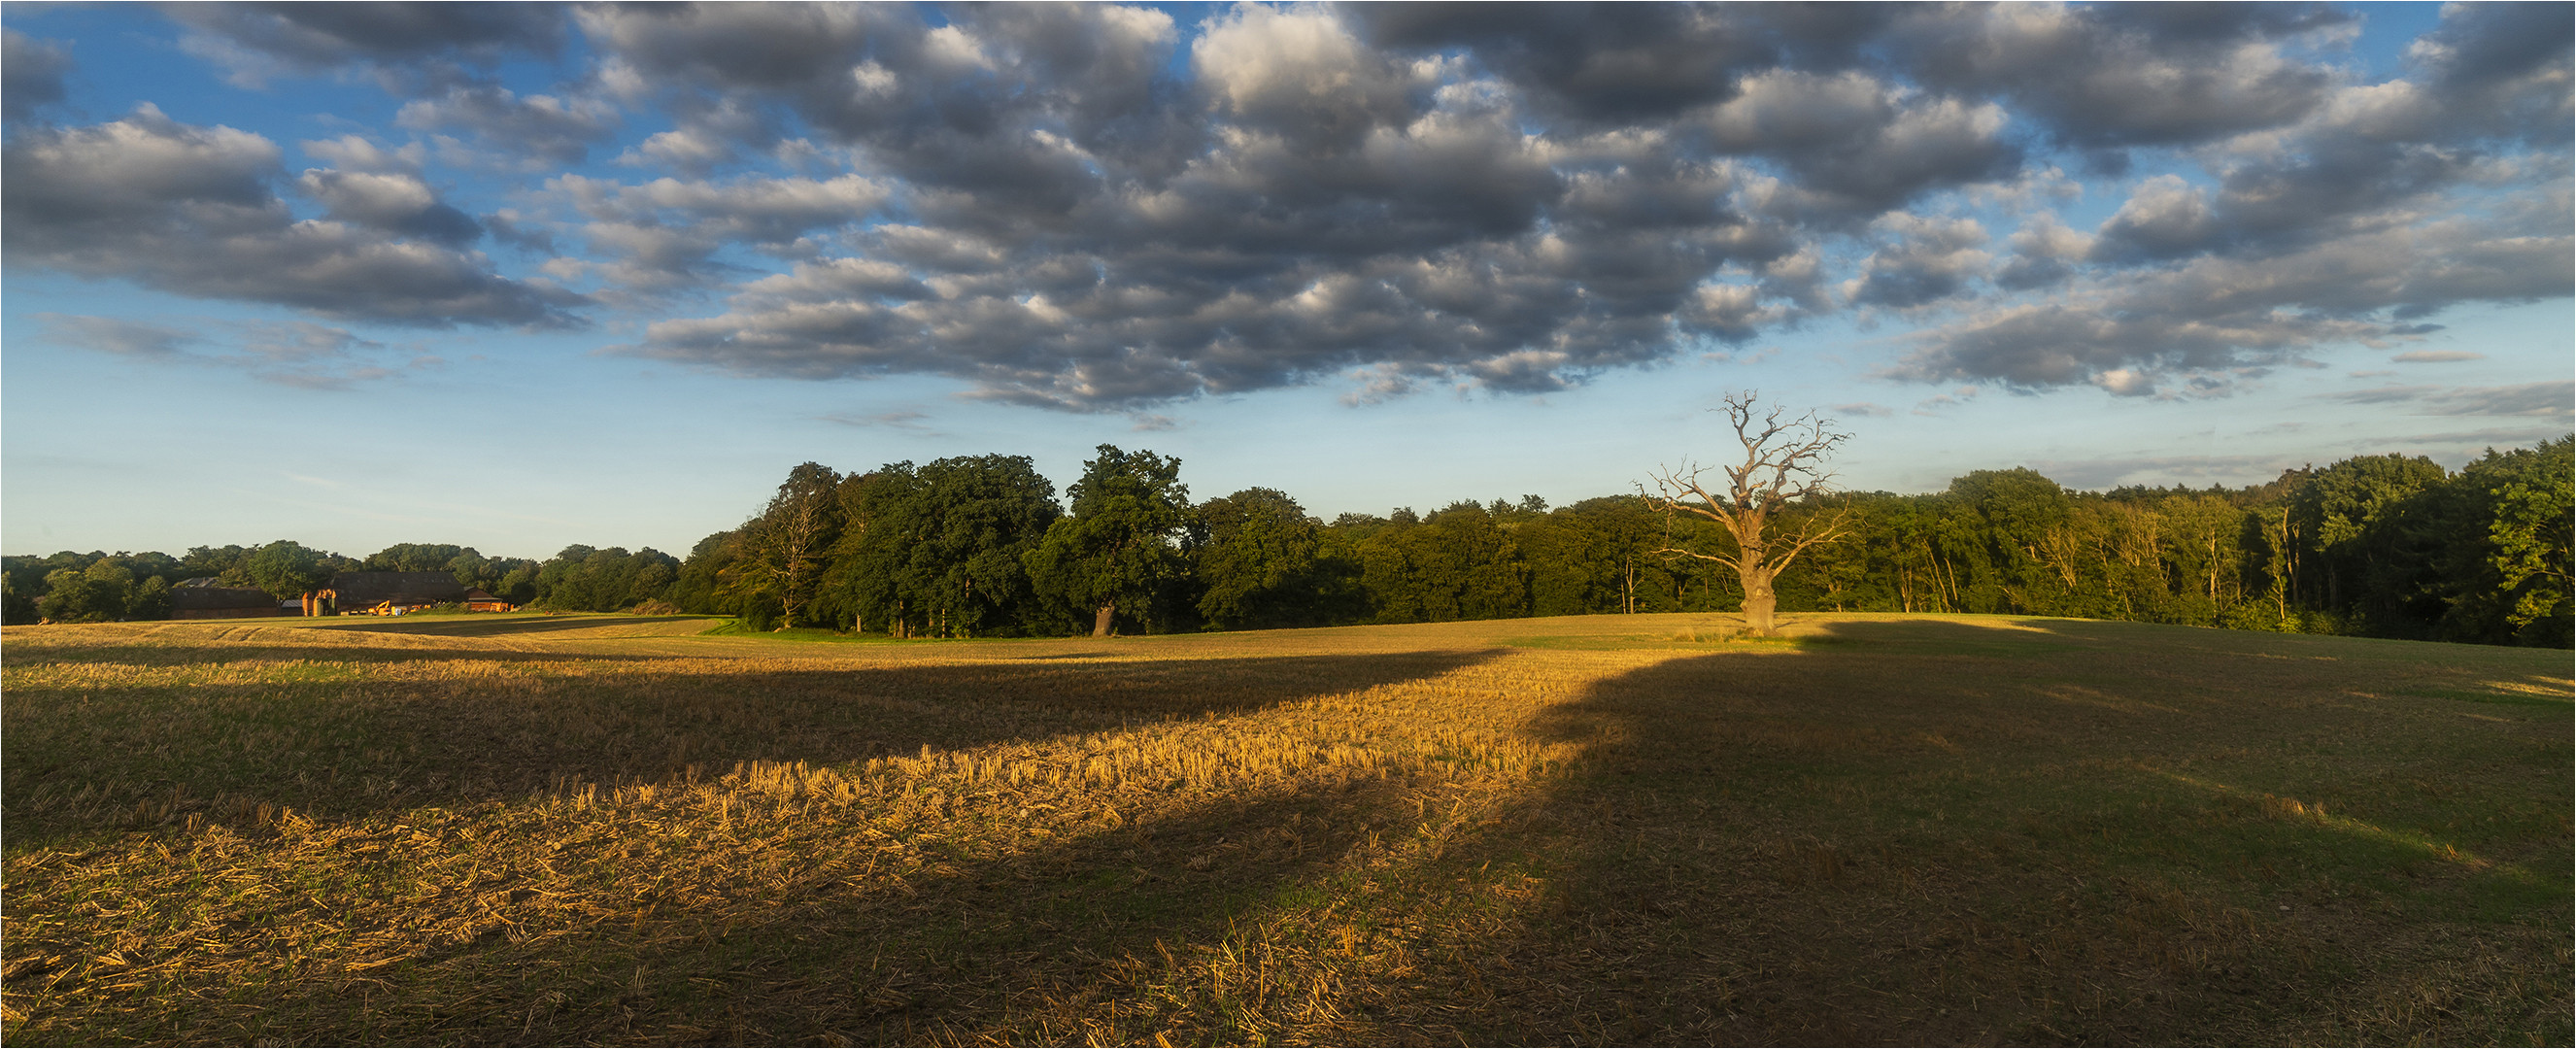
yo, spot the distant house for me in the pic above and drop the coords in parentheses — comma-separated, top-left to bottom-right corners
(312, 571, 469, 616)
(170, 578, 289, 620)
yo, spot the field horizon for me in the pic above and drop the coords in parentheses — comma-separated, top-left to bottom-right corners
(5, 611, 2568, 1044)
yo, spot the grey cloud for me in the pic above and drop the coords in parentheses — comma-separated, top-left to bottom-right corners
(1194, 5, 1415, 152)
(33, 312, 413, 389)
(1896, 213, 2571, 391)
(2320, 384, 2436, 405)
(2090, 175, 2220, 262)
(1831, 401, 1895, 418)
(2404, 1, 2574, 144)
(820, 409, 933, 433)
(2391, 350, 2482, 363)
(33, 313, 200, 357)
(226, 320, 418, 389)
(1891, 3, 2343, 150)
(2382, 424, 2576, 450)
(561, 4, 2564, 411)
(296, 169, 482, 246)
(1702, 70, 2020, 219)
(1994, 213, 2092, 289)
(164, 2, 569, 90)
(396, 85, 619, 165)
(3, 106, 584, 327)
(2320, 381, 2573, 420)
(1348, 4, 1886, 123)
(3, 30, 72, 121)
(552, 172, 891, 293)
(1847, 214, 1989, 308)
(299, 134, 425, 174)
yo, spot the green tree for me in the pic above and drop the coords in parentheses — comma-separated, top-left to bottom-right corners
(1028, 445, 1189, 636)
(242, 540, 340, 599)
(127, 574, 174, 621)
(177, 544, 255, 585)
(532, 547, 679, 613)
(1192, 488, 1331, 629)
(2433, 436, 2574, 646)
(668, 530, 743, 616)
(2289, 454, 2449, 630)
(823, 457, 1061, 637)
(37, 559, 134, 623)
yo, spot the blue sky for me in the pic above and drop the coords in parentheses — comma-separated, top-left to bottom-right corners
(4, 2, 2568, 560)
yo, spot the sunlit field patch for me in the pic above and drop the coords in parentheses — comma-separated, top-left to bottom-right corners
(4, 613, 2567, 1044)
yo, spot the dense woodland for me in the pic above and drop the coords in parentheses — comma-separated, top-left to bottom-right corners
(8, 436, 2568, 648)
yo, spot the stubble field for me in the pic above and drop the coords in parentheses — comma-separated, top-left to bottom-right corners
(3, 611, 2568, 1045)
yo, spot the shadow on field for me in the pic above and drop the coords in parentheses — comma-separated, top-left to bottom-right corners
(299, 615, 718, 638)
(1, 642, 679, 667)
(1391, 626, 2571, 1044)
(3, 651, 1501, 849)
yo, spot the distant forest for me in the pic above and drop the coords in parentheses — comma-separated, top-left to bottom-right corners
(9, 435, 2568, 648)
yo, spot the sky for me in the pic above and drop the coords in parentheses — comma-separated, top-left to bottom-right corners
(3, 1, 2569, 561)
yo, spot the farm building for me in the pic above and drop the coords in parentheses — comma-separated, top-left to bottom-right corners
(311, 571, 470, 616)
(169, 579, 289, 620)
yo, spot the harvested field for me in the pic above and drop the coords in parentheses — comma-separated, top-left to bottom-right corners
(4, 612, 2568, 1044)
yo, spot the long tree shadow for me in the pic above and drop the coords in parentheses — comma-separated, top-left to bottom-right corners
(123, 777, 1431, 1045)
(298, 615, 721, 638)
(2, 641, 689, 667)
(2, 650, 1503, 850)
(1403, 623, 2573, 1044)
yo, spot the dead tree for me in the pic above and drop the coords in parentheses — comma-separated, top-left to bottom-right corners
(1649, 392, 1851, 636)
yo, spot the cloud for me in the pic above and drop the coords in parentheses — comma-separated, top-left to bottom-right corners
(3, 29, 72, 120)
(1830, 401, 1895, 418)
(1892, 217, 2571, 392)
(1890, 3, 2348, 151)
(296, 168, 482, 246)
(2020, 454, 2304, 491)
(164, 3, 570, 91)
(32, 314, 200, 357)
(1847, 213, 1990, 308)
(2320, 381, 2574, 419)
(2, 106, 584, 327)
(551, 172, 892, 294)
(2391, 350, 2485, 363)
(300, 134, 426, 175)
(2090, 174, 2220, 261)
(22, 5, 2567, 412)
(819, 410, 932, 433)
(32, 313, 421, 389)
(396, 85, 619, 166)
(1702, 69, 2019, 218)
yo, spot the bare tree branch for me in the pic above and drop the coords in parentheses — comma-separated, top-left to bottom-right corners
(1645, 390, 1851, 635)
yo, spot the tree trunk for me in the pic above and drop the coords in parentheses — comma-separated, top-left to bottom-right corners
(1741, 564, 1779, 635)
(1092, 602, 1115, 637)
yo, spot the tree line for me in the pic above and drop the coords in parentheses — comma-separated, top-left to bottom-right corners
(8, 436, 2566, 648)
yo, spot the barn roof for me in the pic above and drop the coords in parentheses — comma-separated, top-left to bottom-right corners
(169, 585, 277, 611)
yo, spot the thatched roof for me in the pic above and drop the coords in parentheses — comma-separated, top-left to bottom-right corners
(169, 585, 278, 611)
(327, 571, 466, 608)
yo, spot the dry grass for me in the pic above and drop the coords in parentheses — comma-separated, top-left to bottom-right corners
(3, 612, 2567, 1045)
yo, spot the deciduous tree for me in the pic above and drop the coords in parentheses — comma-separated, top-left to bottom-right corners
(1029, 446, 1189, 636)
(1648, 392, 1850, 636)
(729, 462, 844, 628)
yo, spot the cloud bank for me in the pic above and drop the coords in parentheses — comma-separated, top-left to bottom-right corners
(5, 2, 2567, 410)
